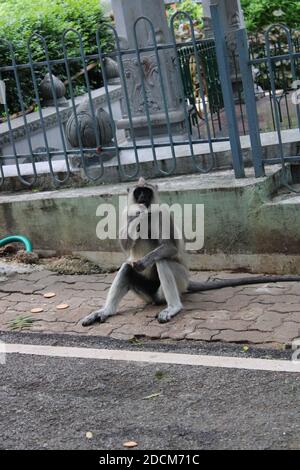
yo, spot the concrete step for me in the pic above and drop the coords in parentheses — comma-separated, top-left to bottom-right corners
(1, 165, 299, 274)
(255, 183, 300, 258)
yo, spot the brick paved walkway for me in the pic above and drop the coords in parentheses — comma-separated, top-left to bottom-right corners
(1, 268, 300, 348)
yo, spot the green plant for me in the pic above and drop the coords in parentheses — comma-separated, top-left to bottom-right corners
(8, 315, 34, 330)
(241, 0, 300, 31)
(0, 0, 112, 115)
(166, 0, 203, 31)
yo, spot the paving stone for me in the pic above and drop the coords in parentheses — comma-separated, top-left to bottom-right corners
(252, 312, 283, 331)
(1, 269, 300, 347)
(256, 294, 300, 305)
(189, 310, 211, 320)
(223, 294, 254, 310)
(160, 322, 197, 340)
(186, 329, 219, 341)
(240, 285, 287, 296)
(13, 302, 42, 313)
(113, 324, 152, 338)
(18, 270, 55, 282)
(0, 301, 10, 314)
(0, 281, 42, 294)
(286, 283, 300, 295)
(81, 323, 115, 336)
(110, 331, 136, 341)
(273, 322, 300, 343)
(283, 312, 300, 323)
(143, 322, 169, 339)
(212, 330, 273, 344)
(198, 288, 237, 302)
(207, 310, 231, 320)
(31, 321, 71, 333)
(203, 319, 252, 331)
(267, 303, 300, 313)
(0, 293, 30, 303)
(230, 306, 265, 321)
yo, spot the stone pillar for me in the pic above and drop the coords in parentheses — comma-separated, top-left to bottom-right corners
(202, 0, 214, 39)
(111, 0, 186, 140)
(203, 0, 245, 38)
(202, 0, 245, 101)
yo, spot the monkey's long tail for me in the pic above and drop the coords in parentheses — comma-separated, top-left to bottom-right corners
(187, 275, 300, 293)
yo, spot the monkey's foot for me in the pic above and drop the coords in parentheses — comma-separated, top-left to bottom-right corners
(157, 305, 182, 323)
(81, 309, 109, 327)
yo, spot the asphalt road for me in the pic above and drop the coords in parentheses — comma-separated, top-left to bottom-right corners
(0, 332, 300, 450)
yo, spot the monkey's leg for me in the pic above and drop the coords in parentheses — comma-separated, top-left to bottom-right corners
(155, 260, 183, 323)
(82, 263, 131, 326)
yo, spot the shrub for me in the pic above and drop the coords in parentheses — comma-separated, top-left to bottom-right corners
(0, 0, 112, 115)
(241, 0, 300, 32)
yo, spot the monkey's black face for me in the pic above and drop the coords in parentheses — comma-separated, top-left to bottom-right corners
(133, 187, 153, 208)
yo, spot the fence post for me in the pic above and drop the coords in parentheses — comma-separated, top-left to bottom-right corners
(210, 4, 245, 178)
(236, 28, 265, 177)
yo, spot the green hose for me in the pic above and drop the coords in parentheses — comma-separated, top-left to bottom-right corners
(0, 236, 33, 253)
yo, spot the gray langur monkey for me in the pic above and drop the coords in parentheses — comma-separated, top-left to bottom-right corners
(82, 177, 300, 325)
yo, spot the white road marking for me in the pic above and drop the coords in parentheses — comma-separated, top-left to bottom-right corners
(3, 343, 300, 373)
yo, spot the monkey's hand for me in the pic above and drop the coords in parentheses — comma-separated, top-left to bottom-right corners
(132, 259, 147, 272)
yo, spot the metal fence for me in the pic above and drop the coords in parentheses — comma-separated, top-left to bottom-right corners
(1, 5, 299, 189)
(237, 24, 300, 177)
(0, 10, 237, 189)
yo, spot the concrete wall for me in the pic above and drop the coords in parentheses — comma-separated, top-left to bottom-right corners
(1, 166, 300, 274)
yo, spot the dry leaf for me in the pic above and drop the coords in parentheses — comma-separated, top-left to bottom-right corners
(30, 308, 44, 314)
(56, 303, 69, 310)
(143, 392, 162, 400)
(123, 441, 138, 448)
(86, 431, 93, 439)
(43, 292, 56, 299)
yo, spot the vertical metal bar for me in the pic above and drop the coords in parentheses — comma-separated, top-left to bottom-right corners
(62, 30, 88, 177)
(96, 37, 120, 168)
(132, 19, 160, 174)
(73, 29, 104, 179)
(210, 4, 245, 178)
(188, 14, 215, 170)
(111, 28, 141, 179)
(3, 40, 37, 186)
(265, 26, 286, 169)
(286, 26, 300, 129)
(236, 28, 265, 177)
(62, 29, 103, 181)
(28, 34, 68, 185)
(134, 16, 176, 176)
(29, 33, 71, 182)
(170, 12, 214, 173)
(170, 13, 198, 171)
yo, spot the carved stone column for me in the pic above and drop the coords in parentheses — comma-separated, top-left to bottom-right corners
(111, 0, 187, 140)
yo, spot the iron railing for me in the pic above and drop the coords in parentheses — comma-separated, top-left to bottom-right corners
(0, 11, 232, 189)
(237, 24, 300, 177)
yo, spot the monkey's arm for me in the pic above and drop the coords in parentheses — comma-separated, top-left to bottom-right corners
(133, 243, 177, 272)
